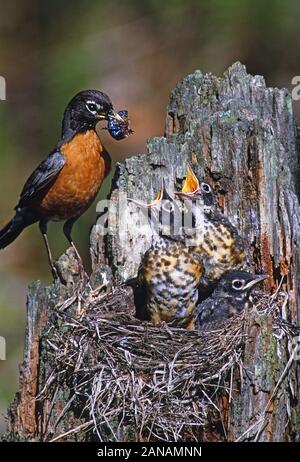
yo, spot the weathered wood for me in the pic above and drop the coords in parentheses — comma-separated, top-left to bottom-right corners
(4, 62, 300, 442)
(229, 308, 298, 442)
(6, 282, 50, 440)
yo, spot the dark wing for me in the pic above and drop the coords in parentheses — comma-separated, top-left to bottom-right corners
(196, 298, 236, 330)
(196, 299, 215, 329)
(17, 151, 66, 207)
(137, 243, 157, 285)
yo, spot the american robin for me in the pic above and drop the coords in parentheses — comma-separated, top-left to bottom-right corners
(0, 90, 126, 279)
(176, 165, 246, 286)
(129, 180, 203, 330)
(196, 271, 268, 329)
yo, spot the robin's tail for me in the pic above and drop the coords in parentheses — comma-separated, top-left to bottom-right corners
(0, 208, 37, 249)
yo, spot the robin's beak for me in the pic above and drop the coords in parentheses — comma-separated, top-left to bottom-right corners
(175, 164, 200, 197)
(109, 110, 125, 122)
(244, 274, 268, 290)
(160, 178, 173, 201)
(128, 178, 173, 208)
(128, 179, 165, 209)
(98, 110, 125, 122)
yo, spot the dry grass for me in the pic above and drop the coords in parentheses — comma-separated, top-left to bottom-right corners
(36, 283, 298, 442)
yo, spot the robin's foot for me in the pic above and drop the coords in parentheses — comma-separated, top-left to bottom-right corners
(51, 262, 67, 285)
(70, 243, 86, 287)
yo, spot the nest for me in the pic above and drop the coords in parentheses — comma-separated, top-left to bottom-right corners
(37, 282, 297, 442)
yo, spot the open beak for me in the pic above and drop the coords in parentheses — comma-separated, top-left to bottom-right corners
(175, 164, 200, 197)
(160, 178, 173, 201)
(98, 110, 125, 122)
(244, 274, 268, 290)
(128, 178, 165, 209)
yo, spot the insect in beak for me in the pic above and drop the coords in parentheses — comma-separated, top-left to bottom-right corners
(108, 111, 125, 123)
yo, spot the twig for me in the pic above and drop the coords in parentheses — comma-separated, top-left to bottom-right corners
(49, 420, 94, 442)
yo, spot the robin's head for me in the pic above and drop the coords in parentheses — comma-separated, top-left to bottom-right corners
(129, 179, 184, 237)
(215, 271, 268, 303)
(176, 165, 215, 207)
(62, 90, 124, 135)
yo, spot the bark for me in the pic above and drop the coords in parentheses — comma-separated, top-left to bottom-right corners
(4, 62, 300, 442)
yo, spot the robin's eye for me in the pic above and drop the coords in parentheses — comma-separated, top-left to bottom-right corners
(232, 279, 245, 290)
(201, 183, 212, 194)
(86, 102, 98, 113)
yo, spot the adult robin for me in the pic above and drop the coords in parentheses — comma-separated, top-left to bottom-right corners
(0, 90, 125, 279)
(176, 165, 246, 286)
(196, 271, 268, 329)
(129, 180, 203, 330)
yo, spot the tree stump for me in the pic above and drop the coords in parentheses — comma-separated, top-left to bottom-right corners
(4, 62, 300, 442)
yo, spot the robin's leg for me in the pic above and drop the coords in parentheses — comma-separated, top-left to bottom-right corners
(39, 220, 59, 280)
(63, 217, 85, 278)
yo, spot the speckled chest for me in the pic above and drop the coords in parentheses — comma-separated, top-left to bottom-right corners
(188, 214, 246, 282)
(139, 237, 203, 328)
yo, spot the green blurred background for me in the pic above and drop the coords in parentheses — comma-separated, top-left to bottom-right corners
(1, 0, 300, 434)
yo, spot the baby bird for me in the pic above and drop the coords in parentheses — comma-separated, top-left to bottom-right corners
(129, 180, 203, 330)
(176, 165, 246, 286)
(196, 271, 268, 329)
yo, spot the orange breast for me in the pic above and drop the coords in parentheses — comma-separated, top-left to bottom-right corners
(36, 130, 108, 221)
